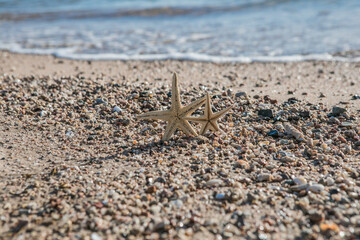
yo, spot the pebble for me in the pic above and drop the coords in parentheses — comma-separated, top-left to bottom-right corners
(299, 111, 310, 118)
(267, 130, 279, 137)
(308, 210, 324, 223)
(307, 184, 325, 193)
(215, 193, 226, 200)
(290, 184, 309, 192)
(95, 98, 106, 104)
(145, 185, 157, 193)
(325, 178, 335, 186)
(39, 110, 47, 117)
(65, 131, 74, 138)
(352, 94, 360, 100)
(91, 233, 102, 240)
(258, 109, 273, 118)
(257, 173, 272, 182)
(293, 177, 307, 185)
(113, 106, 122, 112)
(235, 92, 247, 98)
(206, 179, 223, 187)
(170, 199, 183, 208)
(332, 106, 346, 116)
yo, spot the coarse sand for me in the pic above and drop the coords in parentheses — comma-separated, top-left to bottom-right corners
(0, 51, 360, 240)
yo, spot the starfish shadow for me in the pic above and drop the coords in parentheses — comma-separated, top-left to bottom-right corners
(81, 135, 203, 165)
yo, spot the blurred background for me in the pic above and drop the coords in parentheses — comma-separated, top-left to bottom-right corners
(0, 0, 360, 61)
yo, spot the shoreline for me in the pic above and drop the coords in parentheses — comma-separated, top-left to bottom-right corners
(2, 49, 360, 63)
(1, 50, 359, 111)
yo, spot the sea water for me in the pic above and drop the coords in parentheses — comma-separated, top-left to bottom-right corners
(1, 0, 360, 62)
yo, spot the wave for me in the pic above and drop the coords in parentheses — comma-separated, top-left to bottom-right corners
(0, 0, 291, 21)
(2, 46, 360, 63)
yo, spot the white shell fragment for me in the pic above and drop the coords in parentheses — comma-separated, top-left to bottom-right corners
(206, 179, 223, 187)
(284, 123, 305, 141)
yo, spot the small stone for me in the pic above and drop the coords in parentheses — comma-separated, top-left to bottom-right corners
(258, 109, 273, 118)
(234, 160, 250, 169)
(27, 202, 37, 210)
(332, 106, 346, 116)
(39, 110, 47, 117)
(215, 193, 226, 200)
(308, 210, 324, 223)
(293, 177, 307, 185)
(299, 111, 310, 118)
(235, 92, 247, 98)
(320, 223, 339, 233)
(65, 131, 74, 138)
(117, 118, 131, 126)
(307, 184, 324, 193)
(170, 199, 183, 208)
(113, 106, 122, 112)
(257, 173, 272, 182)
(91, 232, 102, 240)
(11, 220, 28, 234)
(325, 178, 335, 186)
(206, 179, 223, 187)
(145, 185, 157, 194)
(351, 94, 360, 100)
(344, 130, 355, 138)
(268, 130, 279, 137)
(4, 202, 11, 210)
(95, 98, 106, 104)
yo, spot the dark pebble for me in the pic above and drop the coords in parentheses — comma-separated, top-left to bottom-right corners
(258, 109, 273, 118)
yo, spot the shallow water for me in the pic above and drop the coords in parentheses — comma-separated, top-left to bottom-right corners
(1, 0, 360, 62)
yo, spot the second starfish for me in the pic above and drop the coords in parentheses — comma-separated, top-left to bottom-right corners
(185, 92, 232, 135)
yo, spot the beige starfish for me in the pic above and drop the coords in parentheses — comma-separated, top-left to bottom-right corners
(185, 92, 232, 135)
(137, 73, 206, 140)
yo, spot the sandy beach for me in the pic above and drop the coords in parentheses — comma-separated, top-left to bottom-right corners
(0, 50, 360, 239)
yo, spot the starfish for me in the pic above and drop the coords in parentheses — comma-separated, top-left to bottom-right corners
(185, 92, 232, 135)
(137, 73, 206, 140)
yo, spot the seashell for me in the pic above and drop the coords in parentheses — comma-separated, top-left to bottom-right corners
(284, 123, 304, 141)
(341, 122, 353, 127)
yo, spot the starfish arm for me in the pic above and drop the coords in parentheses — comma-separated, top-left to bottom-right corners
(211, 105, 233, 120)
(199, 122, 211, 135)
(137, 110, 173, 121)
(209, 120, 221, 132)
(171, 72, 182, 111)
(162, 120, 178, 140)
(205, 92, 212, 118)
(179, 96, 206, 118)
(179, 119, 198, 137)
(183, 116, 207, 123)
